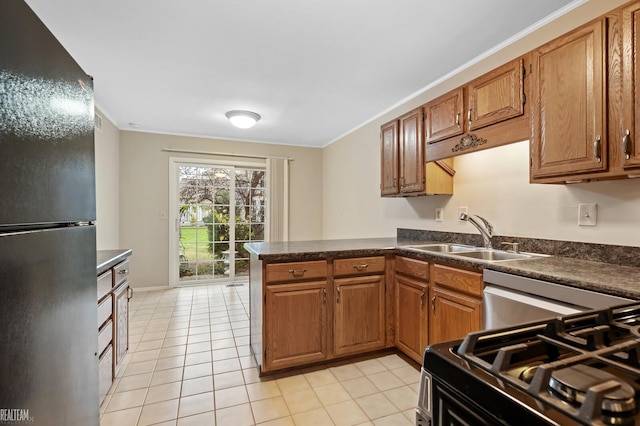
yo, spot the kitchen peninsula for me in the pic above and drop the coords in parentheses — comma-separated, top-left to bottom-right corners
(246, 230, 640, 373)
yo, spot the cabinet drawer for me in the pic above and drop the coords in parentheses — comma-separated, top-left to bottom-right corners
(97, 270, 112, 302)
(98, 320, 112, 357)
(395, 256, 429, 281)
(113, 260, 130, 287)
(334, 256, 385, 277)
(98, 296, 112, 328)
(266, 260, 327, 283)
(98, 345, 113, 405)
(433, 264, 482, 297)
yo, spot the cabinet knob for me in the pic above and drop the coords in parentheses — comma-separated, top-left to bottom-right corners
(623, 129, 632, 160)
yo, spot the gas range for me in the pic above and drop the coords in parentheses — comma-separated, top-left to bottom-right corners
(417, 303, 640, 425)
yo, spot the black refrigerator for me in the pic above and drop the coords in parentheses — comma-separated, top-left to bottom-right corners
(0, 1, 99, 425)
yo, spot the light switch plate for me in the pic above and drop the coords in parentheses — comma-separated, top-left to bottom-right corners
(435, 208, 444, 222)
(578, 203, 597, 226)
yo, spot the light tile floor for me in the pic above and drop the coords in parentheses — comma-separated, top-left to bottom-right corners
(100, 283, 420, 426)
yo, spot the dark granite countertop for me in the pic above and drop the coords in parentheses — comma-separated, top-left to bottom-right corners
(245, 238, 400, 261)
(97, 249, 132, 276)
(246, 237, 640, 300)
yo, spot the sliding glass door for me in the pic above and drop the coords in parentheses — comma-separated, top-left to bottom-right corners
(170, 159, 265, 285)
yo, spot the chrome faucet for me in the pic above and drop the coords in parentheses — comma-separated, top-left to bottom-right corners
(459, 212, 494, 249)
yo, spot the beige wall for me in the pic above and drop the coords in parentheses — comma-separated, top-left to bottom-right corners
(322, 0, 640, 245)
(119, 131, 323, 288)
(94, 109, 120, 250)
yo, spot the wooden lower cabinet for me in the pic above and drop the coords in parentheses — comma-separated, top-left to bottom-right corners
(334, 275, 386, 356)
(264, 281, 328, 371)
(429, 286, 482, 344)
(429, 264, 483, 345)
(394, 275, 428, 363)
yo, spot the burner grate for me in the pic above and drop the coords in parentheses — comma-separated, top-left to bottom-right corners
(457, 303, 640, 425)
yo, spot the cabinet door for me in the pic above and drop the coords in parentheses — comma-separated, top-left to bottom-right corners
(467, 58, 524, 131)
(424, 88, 464, 143)
(395, 275, 428, 363)
(113, 282, 130, 377)
(398, 107, 425, 194)
(531, 19, 607, 179)
(429, 286, 481, 345)
(622, 2, 640, 168)
(380, 120, 399, 196)
(264, 281, 328, 371)
(334, 275, 385, 356)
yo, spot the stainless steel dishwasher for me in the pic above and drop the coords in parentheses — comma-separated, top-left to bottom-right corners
(483, 269, 634, 329)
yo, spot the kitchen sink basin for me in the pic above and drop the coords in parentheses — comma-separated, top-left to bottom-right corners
(452, 250, 537, 261)
(405, 243, 477, 253)
(403, 243, 547, 262)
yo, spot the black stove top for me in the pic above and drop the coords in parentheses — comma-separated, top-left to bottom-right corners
(420, 303, 640, 426)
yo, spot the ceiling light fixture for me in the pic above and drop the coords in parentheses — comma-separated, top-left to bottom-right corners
(225, 110, 261, 129)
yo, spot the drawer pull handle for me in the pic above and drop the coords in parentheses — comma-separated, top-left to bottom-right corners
(118, 269, 128, 275)
(288, 269, 307, 277)
(322, 288, 326, 304)
(455, 112, 460, 128)
(420, 291, 425, 308)
(593, 135, 602, 163)
(127, 287, 134, 300)
(353, 264, 368, 271)
(432, 296, 436, 313)
(337, 286, 341, 303)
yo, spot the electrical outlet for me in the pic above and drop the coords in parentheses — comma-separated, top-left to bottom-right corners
(458, 206, 468, 221)
(435, 208, 444, 222)
(578, 203, 597, 226)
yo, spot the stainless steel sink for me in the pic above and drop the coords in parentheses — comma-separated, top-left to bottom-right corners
(403, 243, 547, 262)
(452, 250, 537, 261)
(405, 244, 477, 253)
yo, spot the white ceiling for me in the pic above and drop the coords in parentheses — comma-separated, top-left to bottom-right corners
(25, 0, 579, 148)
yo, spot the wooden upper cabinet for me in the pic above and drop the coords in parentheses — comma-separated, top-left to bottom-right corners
(467, 59, 524, 131)
(531, 18, 608, 180)
(425, 88, 464, 143)
(380, 120, 399, 195)
(424, 58, 524, 143)
(398, 107, 425, 194)
(622, 2, 640, 169)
